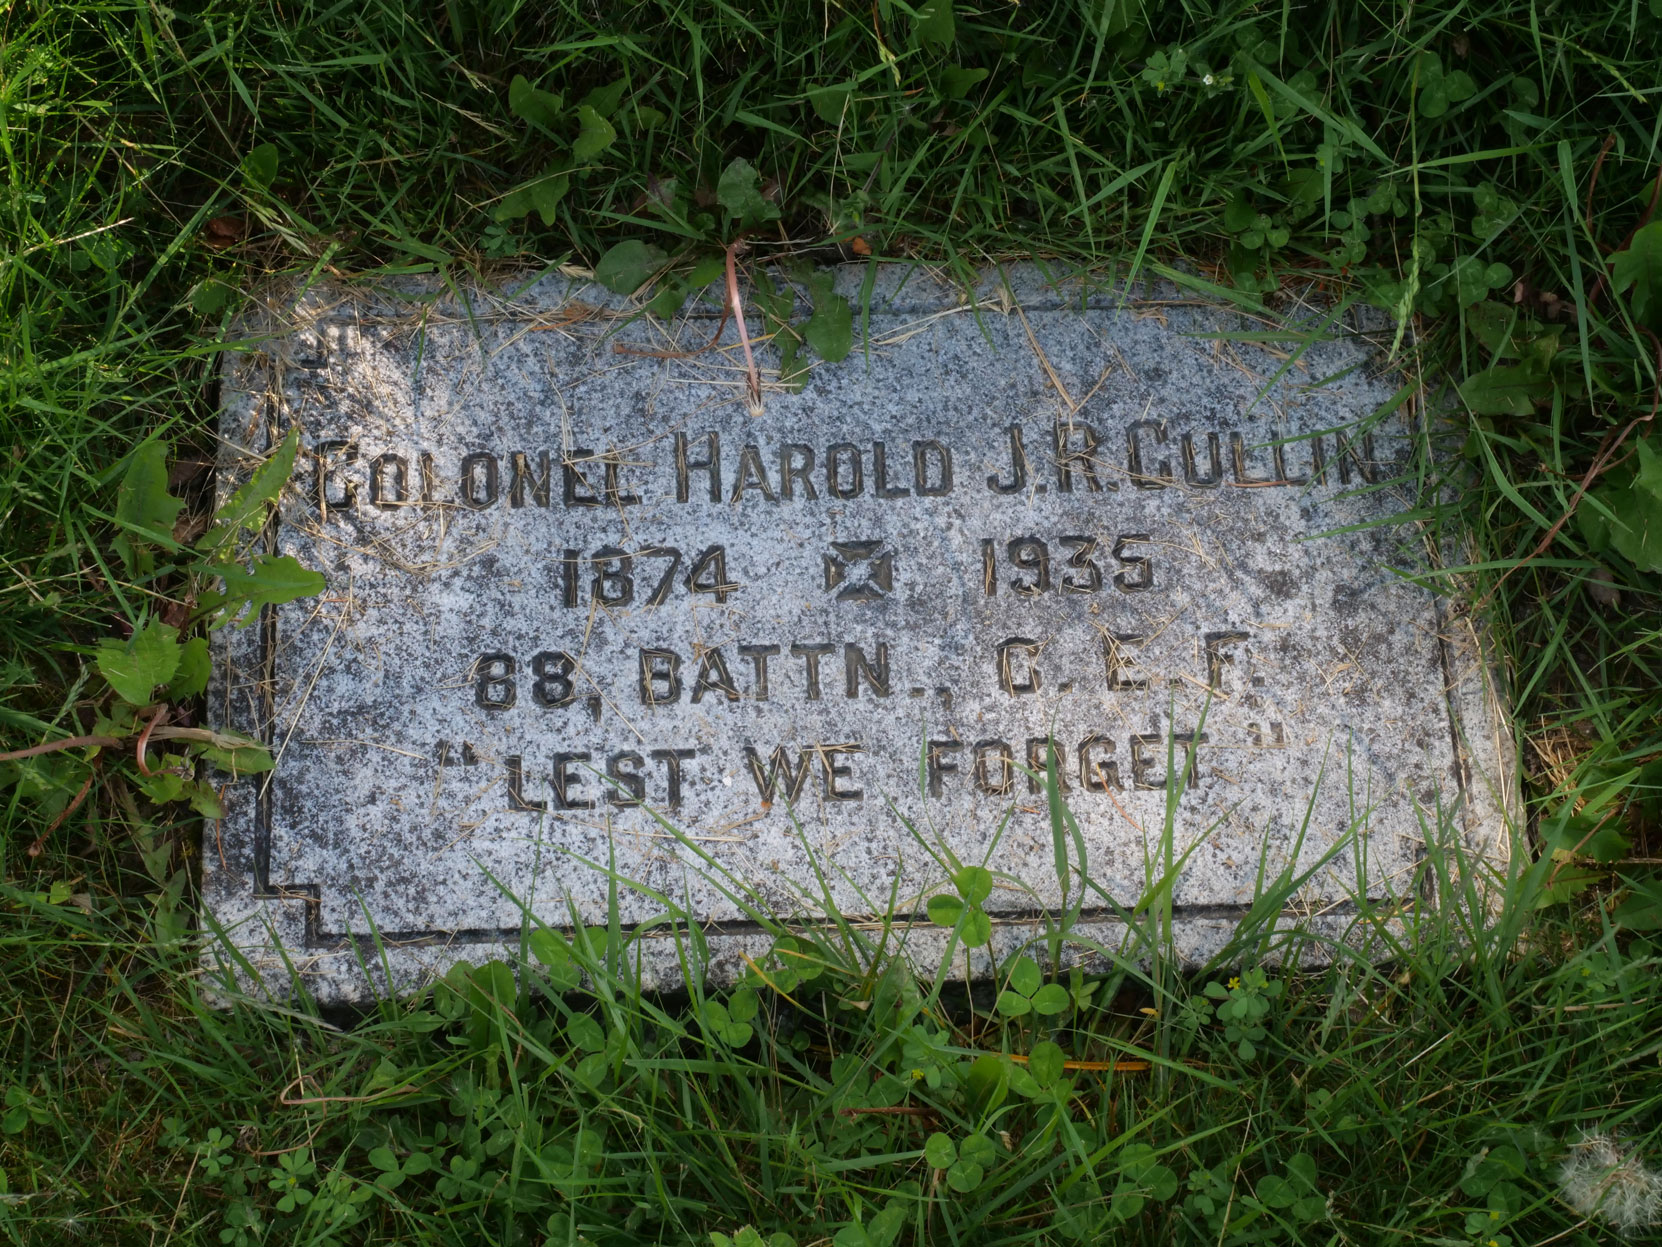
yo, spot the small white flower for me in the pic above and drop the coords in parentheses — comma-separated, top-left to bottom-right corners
(1203, 74, 1215, 85)
(1557, 1130, 1662, 1234)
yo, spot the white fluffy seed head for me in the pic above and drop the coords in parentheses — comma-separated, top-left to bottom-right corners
(1556, 1131, 1662, 1235)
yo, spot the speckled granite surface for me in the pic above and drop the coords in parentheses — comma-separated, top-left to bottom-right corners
(202, 265, 1516, 1002)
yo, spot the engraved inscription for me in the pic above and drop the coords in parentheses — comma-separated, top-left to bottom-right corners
(209, 274, 1483, 1007)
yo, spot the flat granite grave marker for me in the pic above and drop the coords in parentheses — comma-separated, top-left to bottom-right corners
(205, 267, 1516, 1002)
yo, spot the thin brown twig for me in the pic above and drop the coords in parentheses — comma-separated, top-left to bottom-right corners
(612, 304, 731, 360)
(0, 734, 123, 763)
(1548, 804, 1629, 888)
(28, 769, 95, 858)
(1582, 150, 1659, 309)
(1585, 133, 1618, 245)
(726, 242, 764, 415)
(1534, 1220, 1595, 1247)
(1483, 331, 1661, 600)
(1006, 1053, 1155, 1073)
(839, 1105, 938, 1118)
(0, 724, 265, 767)
(524, 304, 599, 334)
(610, 241, 757, 400)
(160, 1150, 199, 1247)
(278, 1082, 419, 1107)
(250, 1076, 331, 1157)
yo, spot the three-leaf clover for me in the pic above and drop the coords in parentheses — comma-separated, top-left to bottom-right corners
(435, 1152, 481, 1200)
(701, 988, 758, 1047)
(1254, 1153, 1325, 1221)
(923, 1131, 998, 1192)
(1413, 51, 1477, 118)
(1113, 1143, 1179, 1219)
(996, 955, 1071, 1017)
(367, 1145, 435, 1191)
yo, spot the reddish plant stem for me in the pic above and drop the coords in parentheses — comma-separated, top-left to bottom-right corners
(134, 705, 168, 777)
(1486, 330, 1662, 598)
(1585, 134, 1617, 244)
(611, 306, 732, 360)
(0, 734, 123, 763)
(28, 770, 96, 858)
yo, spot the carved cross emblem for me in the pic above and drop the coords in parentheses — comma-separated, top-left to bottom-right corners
(823, 541, 895, 602)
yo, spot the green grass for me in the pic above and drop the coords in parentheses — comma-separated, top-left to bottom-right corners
(5, 0, 1662, 1242)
